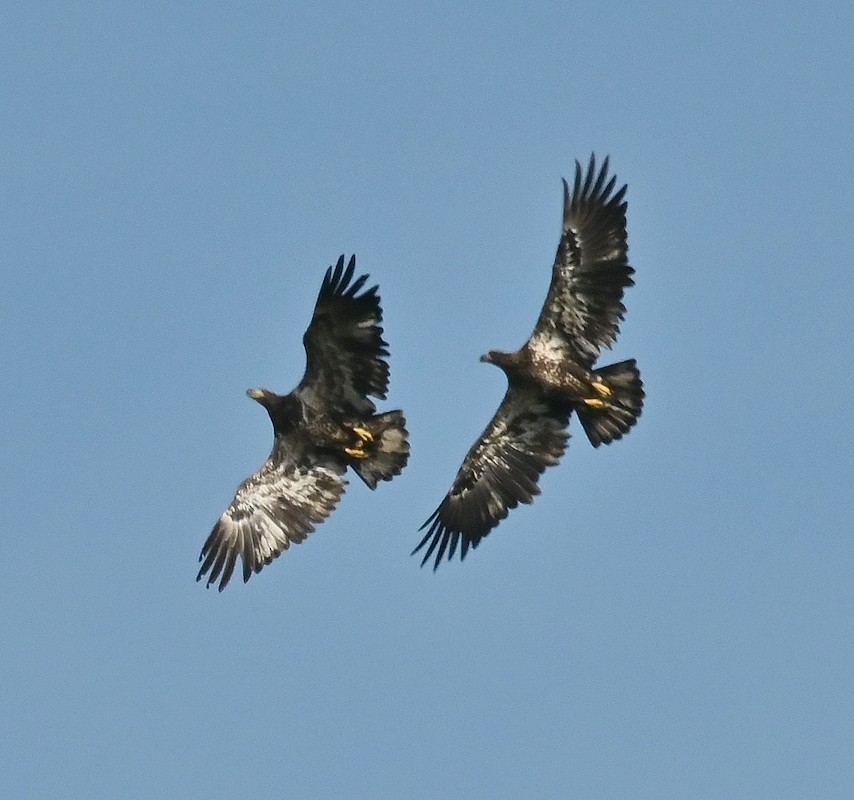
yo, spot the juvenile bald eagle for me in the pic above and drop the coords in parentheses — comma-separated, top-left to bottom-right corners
(414, 155, 644, 570)
(198, 255, 409, 590)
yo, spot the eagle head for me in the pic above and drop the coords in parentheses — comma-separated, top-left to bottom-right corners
(247, 388, 300, 433)
(247, 388, 286, 416)
(481, 350, 515, 367)
(247, 387, 275, 405)
(480, 350, 524, 379)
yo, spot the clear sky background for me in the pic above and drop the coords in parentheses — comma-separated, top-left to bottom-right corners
(2, 3, 853, 798)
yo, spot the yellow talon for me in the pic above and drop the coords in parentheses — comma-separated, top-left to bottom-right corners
(345, 424, 373, 457)
(591, 381, 612, 398)
(351, 426, 374, 443)
(583, 398, 609, 410)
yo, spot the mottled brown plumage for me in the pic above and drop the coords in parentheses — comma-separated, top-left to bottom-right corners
(415, 156, 644, 569)
(198, 255, 409, 590)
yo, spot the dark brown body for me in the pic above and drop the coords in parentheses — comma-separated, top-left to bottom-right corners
(483, 346, 595, 404)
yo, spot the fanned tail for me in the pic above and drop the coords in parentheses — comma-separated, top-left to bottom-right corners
(576, 359, 644, 447)
(350, 410, 410, 488)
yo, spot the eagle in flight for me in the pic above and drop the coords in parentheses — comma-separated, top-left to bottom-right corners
(414, 155, 644, 569)
(198, 255, 410, 590)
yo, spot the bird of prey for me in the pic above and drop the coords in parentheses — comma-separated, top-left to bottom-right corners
(414, 155, 644, 569)
(198, 255, 409, 590)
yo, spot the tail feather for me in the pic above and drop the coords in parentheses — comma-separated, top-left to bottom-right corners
(576, 359, 644, 447)
(350, 410, 410, 489)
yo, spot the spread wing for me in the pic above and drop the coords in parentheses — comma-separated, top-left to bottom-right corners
(297, 254, 390, 417)
(197, 460, 346, 591)
(414, 387, 571, 570)
(528, 154, 633, 366)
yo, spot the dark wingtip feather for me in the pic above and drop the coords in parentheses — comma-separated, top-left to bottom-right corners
(417, 507, 440, 533)
(219, 548, 238, 591)
(196, 521, 237, 591)
(340, 254, 354, 286)
(412, 508, 442, 568)
(561, 177, 570, 215)
(320, 254, 380, 303)
(568, 154, 624, 205)
(414, 507, 471, 571)
(196, 539, 217, 585)
(205, 548, 226, 589)
(581, 153, 594, 195)
(320, 254, 354, 299)
(331, 254, 346, 290)
(446, 530, 460, 561)
(345, 273, 369, 297)
(419, 527, 442, 569)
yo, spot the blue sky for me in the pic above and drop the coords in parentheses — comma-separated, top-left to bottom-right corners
(2, 2, 853, 798)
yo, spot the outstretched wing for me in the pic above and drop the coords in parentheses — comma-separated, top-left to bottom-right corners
(297, 254, 390, 418)
(529, 154, 633, 366)
(197, 460, 346, 591)
(414, 387, 571, 570)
